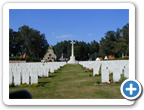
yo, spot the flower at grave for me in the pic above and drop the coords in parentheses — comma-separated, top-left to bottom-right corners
(109, 80, 112, 84)
(85, 68, 89, 70)
(88, 68, 93, 71)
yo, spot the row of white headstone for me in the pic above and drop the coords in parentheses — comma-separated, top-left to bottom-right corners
(9, 62, 66, 86)
(79, 60, 129, 83)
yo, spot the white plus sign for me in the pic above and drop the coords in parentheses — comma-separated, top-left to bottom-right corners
(126, 83, 137, 95)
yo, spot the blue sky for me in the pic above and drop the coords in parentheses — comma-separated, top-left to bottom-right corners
(9, 9, 129, 46)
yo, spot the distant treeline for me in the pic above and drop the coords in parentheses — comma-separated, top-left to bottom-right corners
(9, 23, 129, 61)
(53, 23, 129, 60)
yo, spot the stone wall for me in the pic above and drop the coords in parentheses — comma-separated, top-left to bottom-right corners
(9, 60, 26, 63)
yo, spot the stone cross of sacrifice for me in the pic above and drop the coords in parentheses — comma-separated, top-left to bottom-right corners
(71, 40, 75, 56)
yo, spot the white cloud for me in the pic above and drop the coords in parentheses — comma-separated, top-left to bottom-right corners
(52, 32, 55, 34)
(88, 34, 92, 36)
(56, 34, 72, 38)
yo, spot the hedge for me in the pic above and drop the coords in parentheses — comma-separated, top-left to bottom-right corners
(108, 56, 129, 60)
(9, 57, 27, 60)
(9, 56, 42, 62)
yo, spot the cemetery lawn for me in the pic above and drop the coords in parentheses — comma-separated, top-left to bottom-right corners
(9, 64, 125, 99)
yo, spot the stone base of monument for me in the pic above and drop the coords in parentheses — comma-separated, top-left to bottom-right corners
(67, 56, 79, 64)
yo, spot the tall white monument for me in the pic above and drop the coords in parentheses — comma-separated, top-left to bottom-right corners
(67, 40, 78, 64)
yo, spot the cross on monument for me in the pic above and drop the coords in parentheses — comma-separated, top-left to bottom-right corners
(71, 40, 75, 56)
(67, 40, 78, 64)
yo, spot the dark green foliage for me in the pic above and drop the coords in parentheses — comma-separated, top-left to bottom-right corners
(9, 25, 49, 60)
(20, 83, 29, 87)
(99, 64, 101, 75)
(96, 81, 101, 84)
(9, 23, 129, 60)
(29, 83, 40, 87)
(100, 23, 129, 58)
(53, 23, 129, 60)
(9, 56, 31, 61)
(89, 74, 92, 77)
(119, 74, 128, 83)
(108, 56, 129, 60)
(53, 40, 89, 61)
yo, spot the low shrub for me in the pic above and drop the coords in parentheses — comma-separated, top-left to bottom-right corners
(94, 74, 101, 76)
(99, 64, 102, 75)
(96, 81, 101, 84)
(119, 75, 127, 83)
(20, 83, 29, 87)
(29, 83, 40, 87)
(85, 68, 89, 70)
(119, 56, 129, 60)
(89, 69, 93, 72)
(9, 56, 32, 61)
(85, 68, 93, 72)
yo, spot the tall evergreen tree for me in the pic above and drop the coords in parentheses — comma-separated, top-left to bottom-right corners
(9, 25, 49, 60)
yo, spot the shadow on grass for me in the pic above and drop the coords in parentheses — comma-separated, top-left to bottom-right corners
(53, 71, 59, 73)
(49, 74, 57, 78)
(38, 76, 49, 78)
(38, 81, 51, 85)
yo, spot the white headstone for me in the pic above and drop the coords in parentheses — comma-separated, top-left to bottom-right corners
(101, 69, 109, 83)
(106, 61, 113, 73)
(44, 68, 49, 77)
(125, 61, 129, 68)
(31, 71, 38, 84)
(124, 68, 129, 78)
(33, 68, 37, 72)
(119, 61, 125, 74)
(93, 62, 101, 76)
(21, 67, 27, 76)
(9, 66, 12, 72)
(12, 67, 16, 72)
(17, 67, 21, 72)
(13, 71, 21, 86)
(101, 62, 108, 76)
(53, 65, 57, 70)
(113, 67, 121, 82)
(22, 67, 27, 72)
(88, 63, 93, 70)
(50, 67, 54, 73)
(39, 68, 44, 77)
(9, 71, 13, 85)
(22, 71, 29, 84)
(37, 67, 42, 77)
(104, 56, 108, 60)
(96, 57, 100, 61)
(28, 67, 33, 77)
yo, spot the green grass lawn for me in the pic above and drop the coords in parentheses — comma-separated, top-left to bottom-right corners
(9, 64, 125, 99)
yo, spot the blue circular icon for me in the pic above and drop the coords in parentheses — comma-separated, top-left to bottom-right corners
(123, 81, 139, 97)
(121, 79, 142, 100)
